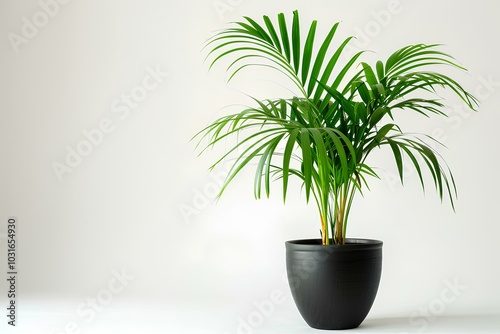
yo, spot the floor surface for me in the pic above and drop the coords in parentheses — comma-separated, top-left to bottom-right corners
(2, 302, 499, 333)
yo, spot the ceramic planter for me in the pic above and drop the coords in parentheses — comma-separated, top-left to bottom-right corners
(285, 238, 383, 330)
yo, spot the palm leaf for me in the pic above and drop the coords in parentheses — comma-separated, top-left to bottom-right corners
(198, 11, 478, 245)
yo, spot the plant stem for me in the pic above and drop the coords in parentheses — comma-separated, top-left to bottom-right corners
(320, 214, 328, 245)
(334, 192, 346, 245)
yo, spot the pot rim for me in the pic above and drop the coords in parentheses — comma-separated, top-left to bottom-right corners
(286, 238, 383, 251)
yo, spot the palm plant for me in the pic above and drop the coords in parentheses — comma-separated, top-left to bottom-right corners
(196, 10, 478, 245)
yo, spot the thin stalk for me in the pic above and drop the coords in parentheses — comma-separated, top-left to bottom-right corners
(320, 213, 328, 245)
(328, 194, 335, 244)
(320, 190, 329, 245)
(343, 180, 357, 240)
(334, 188, 347, 245)
(317, 155, 330, 245)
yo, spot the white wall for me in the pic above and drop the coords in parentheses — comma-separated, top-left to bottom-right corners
(1, 0, 499, 332)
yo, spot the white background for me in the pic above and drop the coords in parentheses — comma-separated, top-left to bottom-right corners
(1, 0, 499, 333)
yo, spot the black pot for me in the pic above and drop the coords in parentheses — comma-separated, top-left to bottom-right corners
(285, 238, 383, 330)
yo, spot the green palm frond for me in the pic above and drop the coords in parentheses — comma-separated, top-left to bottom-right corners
(204, 10, 363, 103)
(196, 10, 479, 245)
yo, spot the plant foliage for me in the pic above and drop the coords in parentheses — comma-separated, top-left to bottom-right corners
(195, 10, 478, 245)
